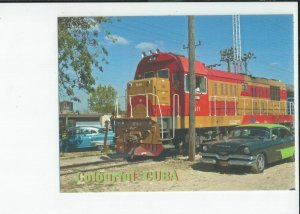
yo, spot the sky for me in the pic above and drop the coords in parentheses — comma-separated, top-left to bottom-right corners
(70, 15, 294, 112)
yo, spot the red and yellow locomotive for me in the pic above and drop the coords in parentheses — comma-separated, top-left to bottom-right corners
(114, 51, 294, 157)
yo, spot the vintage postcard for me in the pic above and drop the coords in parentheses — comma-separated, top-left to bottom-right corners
(1, 2, 298, 214)
(58, 14, 296, 192)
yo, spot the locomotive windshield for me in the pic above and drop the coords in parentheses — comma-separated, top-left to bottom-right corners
(157, 69, 169, 79)
(144, 71, 155, 78)
(141, 69, 169, 79)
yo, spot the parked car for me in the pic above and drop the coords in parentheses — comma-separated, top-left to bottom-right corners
(61, 126, 115, 152)
(199, 124, 295, 173)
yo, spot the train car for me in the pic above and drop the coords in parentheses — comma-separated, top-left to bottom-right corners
(114, 51, 294, 157)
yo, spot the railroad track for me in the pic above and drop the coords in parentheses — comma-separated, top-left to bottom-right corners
(60, 158, 153, 176)
(59, 147, 181, 176)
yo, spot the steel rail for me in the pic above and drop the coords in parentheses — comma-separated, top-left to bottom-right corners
(60, 159, 153, 176)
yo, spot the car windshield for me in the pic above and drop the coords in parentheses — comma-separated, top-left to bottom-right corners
(230, 127, 270, 140)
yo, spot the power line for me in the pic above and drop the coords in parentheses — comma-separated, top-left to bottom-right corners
(113, 22, 185, 44)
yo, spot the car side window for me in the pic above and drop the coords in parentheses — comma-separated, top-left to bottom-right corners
(80, 127, 91, 134)
(271, 129, 279, 140)
(90, 129, 98, 134)
(279, 128, 292, 139)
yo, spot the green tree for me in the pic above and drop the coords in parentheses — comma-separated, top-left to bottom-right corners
(88, 85, 117, 113)
(58, 17, 115, 101)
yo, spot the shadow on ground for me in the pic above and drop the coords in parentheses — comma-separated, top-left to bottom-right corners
(191, 158, 294, 175)
(191, 162, 251, 175)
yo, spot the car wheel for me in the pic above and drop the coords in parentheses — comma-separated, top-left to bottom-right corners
(97, 145, 104, 151)
(252, 153, 266, 174)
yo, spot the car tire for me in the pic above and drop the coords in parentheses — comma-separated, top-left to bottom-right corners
(251, 153, 266, 174)
(288, 154, 295, 162)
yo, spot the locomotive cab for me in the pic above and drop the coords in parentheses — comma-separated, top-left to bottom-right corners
(127, 76, 170, 118)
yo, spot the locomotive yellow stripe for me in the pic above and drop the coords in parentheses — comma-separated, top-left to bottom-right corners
(176, 116, 243, 129)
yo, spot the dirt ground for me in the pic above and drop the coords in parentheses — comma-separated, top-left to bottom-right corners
(60, 152, 295, 192)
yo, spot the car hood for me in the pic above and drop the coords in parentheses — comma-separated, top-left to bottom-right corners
(206, 138, 261, 155)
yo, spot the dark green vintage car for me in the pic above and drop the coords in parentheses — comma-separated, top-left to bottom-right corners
(199, 124, 295, 173)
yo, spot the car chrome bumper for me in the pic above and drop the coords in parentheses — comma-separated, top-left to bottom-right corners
(90, 141, 104, 146)
(200, 153, 256, 167)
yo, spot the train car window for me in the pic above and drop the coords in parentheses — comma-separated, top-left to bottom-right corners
(242, 83, 248, 91)
(144, 71, 155, 78)
(184, 75, 190, 92)
(157, 69, 169, 79)
(195, 76, 207, 93)
(185, 75, 207, 93)
(224, 84, 228, 95)
(230, 85, 233, 96)
(270, 86, 280, 100)
(234, 85, 237, 96)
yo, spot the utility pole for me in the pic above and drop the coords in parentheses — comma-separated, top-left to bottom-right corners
(188, 16, 196, 162)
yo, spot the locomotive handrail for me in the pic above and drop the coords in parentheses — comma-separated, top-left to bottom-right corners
(115, 96, 126, 118)
(128, 93, 179, 141)
(128, 93, 164, 138)
(288, 101, 294, 115)
(209, 96, 237, 116)
(170, 94, 180, 140)
(173, 94, 180, 117)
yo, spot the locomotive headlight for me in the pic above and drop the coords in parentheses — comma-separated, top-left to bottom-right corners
(128, 83, 132, 88)
(243, 147, 250, 154)
(202, 145, 208, 152)
(146, 80, 150, 86)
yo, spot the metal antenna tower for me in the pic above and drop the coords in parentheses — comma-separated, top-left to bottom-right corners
(232, 15, 243, 73)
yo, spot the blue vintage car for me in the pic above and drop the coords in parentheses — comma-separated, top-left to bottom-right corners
(199, 124, 295, 173)
(61, 126, 115, 152)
